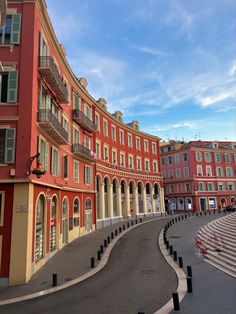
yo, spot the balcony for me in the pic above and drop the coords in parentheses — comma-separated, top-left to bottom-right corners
(72, 109, 96, 133)
(72, 143, 95, 162)
(38, 110, 69, 145)
(38, 56, 68, 103)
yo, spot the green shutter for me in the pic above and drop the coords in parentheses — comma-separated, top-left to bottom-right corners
(45, 142, 49, 171)
(5, 128, 16, 163)
(67, 85, 70, 104)
(7, 71, 18, 103)
(39, 31, 43, 57)
(57, 151, 60, 176)
(10, 14, 22, 44)
(50, 147, 53, 174)
(46, 94, 51, 109)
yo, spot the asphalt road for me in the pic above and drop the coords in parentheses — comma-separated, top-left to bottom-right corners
(1, 219, 177, 314)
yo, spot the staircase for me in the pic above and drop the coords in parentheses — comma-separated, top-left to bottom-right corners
(195, 212, 236, 278)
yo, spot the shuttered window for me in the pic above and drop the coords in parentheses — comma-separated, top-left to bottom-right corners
(0, 128, 16, 164)
(0, 14, 21, 45)
(84, 166, 91, 184)
(51, 147, 60, 176)
(37, 136, 49, 170)
(7, 71, 18, 103)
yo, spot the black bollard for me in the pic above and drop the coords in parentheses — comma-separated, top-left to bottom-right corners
(97, 250, 101, 260)
(111, 232, 114, 239)
(131, 220, 134, 226)
(182, 215, 184, 220)
(179, 257, 183, 268)
(170, 245, 173, 255)
(173, 250, 177, 261)
(104, 239, 107, 247)
(52, 273, 57, 287)
(100, 245, 104, 254)
(140, 218, 142, 223)
(187, 265, 192, 278)
(119, 227, 122, 233)
(123, 224, 125, 230)
(178, 216, 181, 221)
(115, 229, 118, 236)
(136, 219, 138, 224)
(187, 276, 193, 293)
(172, 292, 180, 311)
(127, 222, 130, 228)
(91, 257, 95, 268)
(166, 241, 169, 249)
(185, 214, 187, 219)
(200, 212, 202, 216)
(196, 212, 198, 217)
(175, 217, 178, 222)
(107, 236, 110, 244)
(205, 211, 207, 216)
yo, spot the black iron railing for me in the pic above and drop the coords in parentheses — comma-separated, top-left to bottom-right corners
(72, 109, 96, 132)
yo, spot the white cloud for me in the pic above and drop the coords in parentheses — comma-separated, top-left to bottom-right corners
(198, 90, 236, 107)
(229, 60, 236, 76)
(130, 44, 172, 57)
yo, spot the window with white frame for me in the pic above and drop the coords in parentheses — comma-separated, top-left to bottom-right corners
(0, 14, 22, 45)
(72, 127, 80, 144)
(153, 160, 158, 172)
(63, 155, 68, 179)
(38, 136, 49, 170)
(198, 182, 205, 191)
(128, 134, 132, 148)
(0, 192, 5, 226)
(128, 155, 133, 168)
(168, 169, 173, 178)
(195, 151, 202, 162)
(204, 152, 211, 162)
(95, 113, 100, 131)
(84, 135, 90, 149)
(119, 129, 124, 145)
(84, 104, 92, 121)
(185, 183, 191, 192)
(152, 142, 156, 154)
(226, 167, 233, 177)
(175, 154, 180, 164)
(112, 149, 117, 164)
(225, 154, 231, 162)
(96, 141, 101, 159)
(215, 153, 222, 163)
(51, 147, 60, 176)
(111, 125, 116, 141)
(207, 182, 214, 191)
(183, 167, 189, 177)
(103, 119, 108, 137)
(137, 157, 142, 170)
(145, 159, 150, 171)
(0, 128, 16, 164)
(197, 165, 203, 176)
(144, 140, 149, 153)
(73, 160, 79, 182)
(84, 166, 92, 184)
(206, 166, 212, 176)
(176, 168, 181, 178)
(182, 152, 188, 161)
(216, 167, 223, 177)
(136, 137, 140, 150)
(218, 183, 224, 191)
(120, 152, 125, 167)
(73, 92, 81, 110)
(104, 145, 109, 161)
(227, 183, 234, 191)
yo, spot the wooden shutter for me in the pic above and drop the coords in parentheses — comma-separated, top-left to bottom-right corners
(5, 128, 16, 163)
(45, 142, 49, 171)
(7, 71, 18, 103)
(57, 151, 60, 176)
(39, 31, 43, 57)
(10, 14, 22, 44)
(46, 94, 51, 109)
(50, 147, 53, 174)
(67, 85, 70, 104)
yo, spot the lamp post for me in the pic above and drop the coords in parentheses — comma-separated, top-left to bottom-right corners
(27, 153, 46, 179)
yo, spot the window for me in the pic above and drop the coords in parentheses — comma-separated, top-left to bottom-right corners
(234, 154, 236, 163)
(215, 153, 222, 163)
(73, 92, 81, 110)
(0, 71, 18, 103)
(136, 137, 140, 150)
(226, 167, 233, 177)
(185, 183, 191, 192)
(128, 134, 132, 148)
(206, 166, 212, 176)
(208, 197, 216, 209)
(72, 127, 80, 144)
(161, 157, 165, 166)
(218, 183, 224, 191)
(63, 155, 68, 179)
(104, 145, 109, 161)
(207, 182, 214, 191)
(216, 167, 223, 177)
(0, 192, 5, 226)
(84, 136, 90, 149)
(144, 140, 149, 153)
(153, 160, 158, 172)
(170, 185, 174, 193)
(175, 154, 180, 164)
(168, 169, 173, 178)
(204, 152, 211, 162)
(128, 155, 133, 168)
(103, 119, 108, 137)
(183, 167, 189, 177)
(227, 183, 234, 191)
(183, 152, 188, 161)
(0, 128, 16, 164)
(73, 160, 79, 182)
(62, 116, 70, 141)
(112, 150, 117, 164)
(168, 156, 172, 165)
(37, 136, 49, 171)
(95, 113, 100, 131)
(197, 165, 202, 176)
(195, 151, 202, 162)
(198, 183, 205, 191)
(119, 130, 124, 145)
(84, 104, 92, 120)
(73, 198, 80, 227)
(152, 142, 156, 154)
(51, 147, 60, 176)
(111, 125, 116, 141)
(176, 168, 181, 178)
(137, 157, 141, 170)
(225, 154, 231, 162)
(84, 166, 92, 184)
(120, 152, 125, 167)
(0, 14, 21, 45)
(145, 159, 150, 171)
(96, 141, 101, 159)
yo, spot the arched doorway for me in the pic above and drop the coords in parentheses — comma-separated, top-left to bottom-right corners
(50, 195, 57, 252)
(129, 181, 135, 215)
(169, 198, 176, 213)
(62, 198, 69, 245)
(221, 198, 226, 207)
(154, 183, 160, 212)
(35, 194, 45, 262)
(231, 198, 236, 205)
(121, 180, 126, 217)
(85, 197, 92, 232)
(138, 182, 143, 213)
(104, 177, 109, 218)
(146, 182, 152, 212)
(113, 178, 119, 217)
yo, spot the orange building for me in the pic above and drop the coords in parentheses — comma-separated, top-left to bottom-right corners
(0, 0, 164, 286)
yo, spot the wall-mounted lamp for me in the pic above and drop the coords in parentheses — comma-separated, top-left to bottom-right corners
(28, 153, 46, 179)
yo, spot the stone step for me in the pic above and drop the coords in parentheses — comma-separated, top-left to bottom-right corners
(205, 258, 236, 278)
(206, 249, 236, 268)
(203, 225, 236, 243)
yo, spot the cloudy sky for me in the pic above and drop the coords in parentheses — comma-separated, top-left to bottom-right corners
(46, 0, 236, 141)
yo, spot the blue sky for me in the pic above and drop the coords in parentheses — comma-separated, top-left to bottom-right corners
(46, 0, 236, 142)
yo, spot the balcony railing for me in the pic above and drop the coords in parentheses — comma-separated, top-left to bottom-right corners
(38, 56, 68, 103)
(72, 109, 97, 133)
(38, 109, 69, 144)
(72, 143, 95, 162)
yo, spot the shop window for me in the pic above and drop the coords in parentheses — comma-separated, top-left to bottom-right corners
(35, 195, 45, 262)
(50, 196, 57, 252)
(73, 198, 80, 227)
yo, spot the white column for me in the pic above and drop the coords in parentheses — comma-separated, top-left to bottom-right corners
(99, 182, 105, 220)
(160, 187, 165, 212)
(117, 184, 122, 217)
(109, 183, 114, 218)
(151, 187, 155, 213)
(142, 187, 147, 214)
(125, 185, 131, 218)
(134, 186, 139, 216)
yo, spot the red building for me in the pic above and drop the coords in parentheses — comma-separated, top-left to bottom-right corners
(160, 140, 236, 213)
(0, 0, 164, 286)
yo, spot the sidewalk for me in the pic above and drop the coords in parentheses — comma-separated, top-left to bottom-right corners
(0, 214, 165, 302)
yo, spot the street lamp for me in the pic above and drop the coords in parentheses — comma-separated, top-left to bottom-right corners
(28, 153, 46, 179)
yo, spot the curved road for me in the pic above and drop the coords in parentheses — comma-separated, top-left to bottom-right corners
(1, 219, 177, 314)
